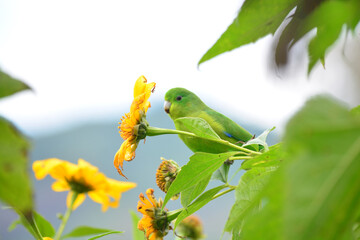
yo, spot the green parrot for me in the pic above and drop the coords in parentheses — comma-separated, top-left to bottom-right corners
(164, 87, 254, 153)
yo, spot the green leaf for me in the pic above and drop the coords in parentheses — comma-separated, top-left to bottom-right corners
(174, 185, 227, 229)
(181, 175, 212, 208)
(199, 0, 299, 65)
(63, 226, 122, 239)
(211, 163, 230, 183)
(240, 144, 283, 170)
(224, 166, 278, 232)
(174, 117, 220, 140)
(33, 212, 55, 238)
(351, 105, 360, 117)
(163, 151, 237, 208)
(130, 210, 144, 240)
(300, 1, 360, 73)
(243, 127, 275, 152)
(0, 69, 30, 99)
(87, 231, 123, 240)
(240, 95, 360, 240)
(0, 117, 32, 212)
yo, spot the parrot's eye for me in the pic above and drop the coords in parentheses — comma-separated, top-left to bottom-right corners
(176, 96, 182, 101)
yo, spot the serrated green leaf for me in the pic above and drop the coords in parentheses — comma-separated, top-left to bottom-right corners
(181, 175, 211, 208)
(163, 151, 237, 208)
(224, 166, 278, 232)
(0, 69, 30, 99)
(174, 185, 226, 229)
(0, 117, 32, 212)
(174, 117, 220, 140)
(199, 0, 299, 65)
(63, 226, 121, 239)
(241, 95, 360, 240)
(34, 212, 55, 238)
(301, 1, 360, 73)
(130, 210, 144, 240)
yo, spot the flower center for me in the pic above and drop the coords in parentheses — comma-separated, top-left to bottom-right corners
(67, 179, 93, 194)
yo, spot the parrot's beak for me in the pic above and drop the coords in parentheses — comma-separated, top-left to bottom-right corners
(164, 101, 171, 114)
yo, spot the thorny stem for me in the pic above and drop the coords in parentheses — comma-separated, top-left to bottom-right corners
(147, 126, 261, 155)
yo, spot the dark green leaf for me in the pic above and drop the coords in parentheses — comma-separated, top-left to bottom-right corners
(174, 185, 227, 229)
(163, 151, 237, 208)
(0, 117, 32, 212)
(34, 212, 55, 238)
(174, 117, 220, 140)
(241, 95, 360, 240)
(181, 175, 211, 207)
(130, 210, 144, 240)
(63, 226, 121, 239)
(199, 0, 299, 65)
(0, 69, 30, 99)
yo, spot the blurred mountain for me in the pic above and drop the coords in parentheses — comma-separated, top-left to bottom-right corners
(0, 104, 278, 240)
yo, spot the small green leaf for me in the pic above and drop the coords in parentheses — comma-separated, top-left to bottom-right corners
(0, 69, 31, 99)
(174, 117, 220, 140)
(199, 0, 299, 65)
(87, 231, 123, 240)
(181, 175, 212, 208)
(211, 163, 230, 183)
(243, 127, 275, 152)
(163, 151, 237, 208)
(240, 144, 283, 170)
(33, 212, 55, 238)
(351, 105, 360, 117)
(130, 210, 144, 240)
(63, 226, 122, 239)
(0, 117, 32, 212)
(174, 185, 227, 229)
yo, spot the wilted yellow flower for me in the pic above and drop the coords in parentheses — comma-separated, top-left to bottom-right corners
(137, 188, 169, 240)
(114, 75, 156, 178)
(156, 158, 180, 200)
(33, 158, 136, 211)
(177, 215, 205, 240)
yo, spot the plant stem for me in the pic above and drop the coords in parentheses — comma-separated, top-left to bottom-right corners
(212, 186, 236, 201)
(228, 156, 254, 161)
(54, 192, 78, 240)
(147, 126, 261, 155)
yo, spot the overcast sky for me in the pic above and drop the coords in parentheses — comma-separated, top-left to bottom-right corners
(0, 0, 359, 137)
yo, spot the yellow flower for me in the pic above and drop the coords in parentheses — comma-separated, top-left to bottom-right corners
(156, 158, 180, 200)
(114, 75, 156, 178)
(137, 189, 169, 240)
(33, 158, 136, 211)
(43, 238, 53, 240)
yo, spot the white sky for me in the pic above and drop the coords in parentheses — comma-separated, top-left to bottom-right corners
(0, 0, 359, 136)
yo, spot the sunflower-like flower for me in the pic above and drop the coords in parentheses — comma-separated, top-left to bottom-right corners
(33, 158, 136, 211)
(137, 188, 170, 240)
(114, 75, 156, 178)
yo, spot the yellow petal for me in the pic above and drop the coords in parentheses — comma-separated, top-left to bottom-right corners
(134, 75, 147, 98)
(67, 192, 86, 210)
(32, 158, 63, 180)
(114, 144, 127, 178)
(107, 179, 136, 199)
(88, 191, 110, 212)
(51, 180, 70, 192)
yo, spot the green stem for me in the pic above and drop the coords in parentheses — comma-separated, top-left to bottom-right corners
(212, 186, 236, 201)
(147, 126, 261, 155)
(228, 156, 253, 161)
(54, 192, 78, 240)
(167, 208, 183, 222)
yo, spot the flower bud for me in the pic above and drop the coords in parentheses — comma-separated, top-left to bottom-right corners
(156, 158, 180, 200)
(177, 215, 205, 240)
